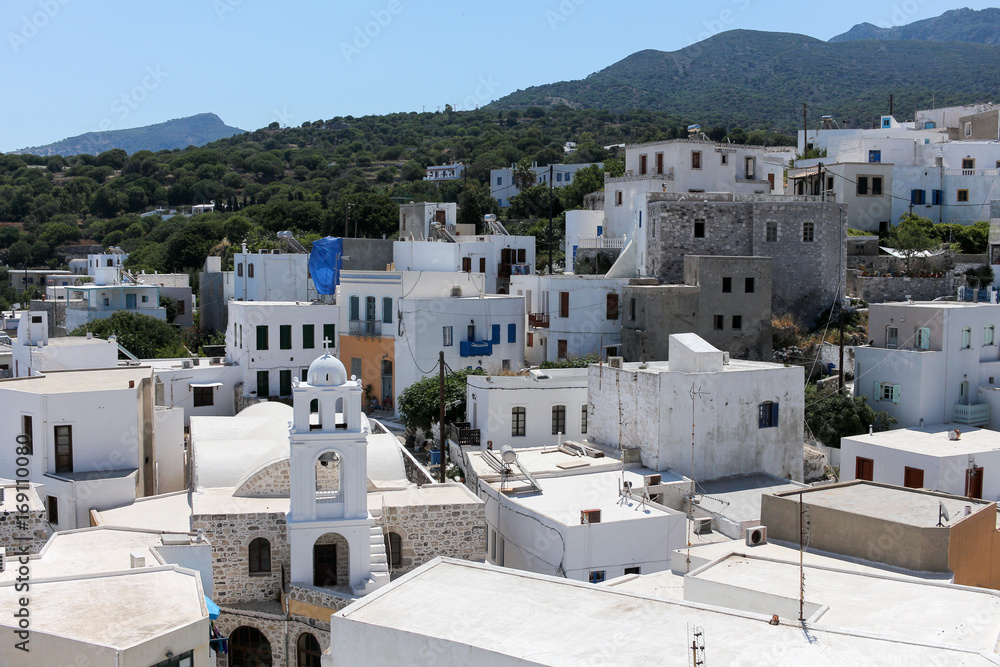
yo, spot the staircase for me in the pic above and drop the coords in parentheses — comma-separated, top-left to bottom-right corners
(351, 510, 391, 596)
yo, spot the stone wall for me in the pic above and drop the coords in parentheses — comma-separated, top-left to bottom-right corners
(314, 532, 350, 586)
(573, 248, 622, 275)
(400, 446, 435, 486)
(235, 384, 264, 413)
(381, 501, 486, 576)
(192, 510, 289, 605)
(214, 607, 288, 667)
(235, 459, 341, 498)
(0, 509, 47, 556)
(849, 272, 958, 303)
(583, 191, 605, 211)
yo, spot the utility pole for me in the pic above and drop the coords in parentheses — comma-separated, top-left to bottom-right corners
(799, 491, 805, 623)
(802, 103, 808, 155)
(344, 202, 351, 238)
(548, 164, 554, 275)
(438, 350, 446, 484)
(838, 307, 846, 391)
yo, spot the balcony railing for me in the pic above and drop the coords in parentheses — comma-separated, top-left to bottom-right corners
(528, 312, 550, 328)
(460, 340, 493, 357)
(499, 263, 531, 277)
(953, 402, 989, 427)
(946, 168, 1000, 177)
(349, 320, 382, 338)
(577, 236, 625, 250)
(449, 422, 481, 447)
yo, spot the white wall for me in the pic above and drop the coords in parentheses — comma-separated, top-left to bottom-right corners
(154, 406, 186, 493)
(151, 360, 241, 426)
(564, 210, 604, 274)
(234, 251, 310, 302)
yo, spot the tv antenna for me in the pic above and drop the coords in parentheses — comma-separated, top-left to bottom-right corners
(686, 386, 710, 571)
(688, 624, 706, 666)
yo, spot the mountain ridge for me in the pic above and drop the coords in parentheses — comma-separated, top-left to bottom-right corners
(830, 7, 1000, 44)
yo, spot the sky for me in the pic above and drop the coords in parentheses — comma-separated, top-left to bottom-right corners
(1, 0, 997, 152)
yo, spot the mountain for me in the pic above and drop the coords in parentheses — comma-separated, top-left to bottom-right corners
(830, 7, 1000, 44)
(489, 30, 1000, 131)
(10, 113, 247, 157)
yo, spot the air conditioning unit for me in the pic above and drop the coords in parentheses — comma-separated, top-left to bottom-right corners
(181, 360, 193, 369)
(581, 509, 602, 525)
(451, 286, 463, 297)
(745, 525, 767, 547)
(212, 357, 221, 365)
(644, 474, 661, 487)
(609, 356, 624, 369)
(694, 518, 713, 535)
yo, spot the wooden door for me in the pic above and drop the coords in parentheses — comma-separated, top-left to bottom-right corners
(966, 467, 984, 499)
(313, 544, 338, 587)
(855, 457, 874, 481)
(903, 467, 924, 489)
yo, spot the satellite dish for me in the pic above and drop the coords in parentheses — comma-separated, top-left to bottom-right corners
(500, 445, 517, 465)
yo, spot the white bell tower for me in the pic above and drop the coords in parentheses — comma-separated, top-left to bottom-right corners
(287, 343, 387, 595)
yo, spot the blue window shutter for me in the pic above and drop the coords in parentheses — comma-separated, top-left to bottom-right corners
(491, 324, 500, 344)
(771, 402, 779, 425)
(508, 323, 516, 343)
(910, 190, 918, 204)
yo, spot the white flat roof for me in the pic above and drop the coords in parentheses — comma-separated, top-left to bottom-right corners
(844, 423, 1000, 458)
(334, 558, 998, 665)
(0, 366, 151, 394)
(97, 492, 193, 533)
(691, 554, 1000, 650)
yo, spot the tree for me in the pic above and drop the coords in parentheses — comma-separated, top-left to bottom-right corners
(512, 159, 536, 193)
(456, 184, 498, 229)
(69, 311, 188, 359)
(888, 213, 937, 270)
(398, 368, 485, 434)
(804, 386, 896, 450)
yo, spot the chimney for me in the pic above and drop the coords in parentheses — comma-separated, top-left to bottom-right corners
(129, 550, 146, 568)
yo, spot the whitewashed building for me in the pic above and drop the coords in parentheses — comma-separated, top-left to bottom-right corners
(511, 274, 629, 364)
(11, 311, 119, 377)
(465, 368, 589, 450)
(589, 334, 804, 482)
(466, 446, 687, 582)
(564, 209, 605, 273)
(490, 162, 601, 208)
(0, 367, 186, 530)
(393, 233, 535, 294)
(398, 201, 460, 240)
(227, 300, 340, 399)
(147, 356, 242, 427)
(423, 163, 464, 182)
(854, 301, 1000, 430)
(841, 424, 1000, 501)
(234, 247, 312, 302)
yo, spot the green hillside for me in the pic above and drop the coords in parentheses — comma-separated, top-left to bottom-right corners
(830, 7, 1000, 44)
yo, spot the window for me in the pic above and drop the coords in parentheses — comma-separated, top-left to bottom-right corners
(878, 382, 900, 403)
(624, 566, 642, 575)
(556, 172, 563, 182)
(958, 189, 969, 202)
(496, 176, 503, 186)
(694, 220, 706, 238)
(962, 158, 975, 172)
(491, 324, 501, 344)
(382, 297, 393, 324)
(911, 189, 926, 205)
(732, 315, 743, 329)
(589, 570, 606, 584)
(856, 457, 874, 482)
(639, 154, 648, 175)
(581, 405, 588, 435)
(297, 633, 323, 667)
(443, 326, 453, 346)
(722, 277, 732, 293)
(302, 324, 315, 349)
(21, 415, 32, 455)
(802, 222, 815, 242)
(961, 327, 972, 349)
(349, 295, 360, 320)
(986, 326, 996, 346)
(884, 325, 903, 350)
(557, 339, 568, 359)
(249, 537, 271, 574)
(46, 495, 58, 525)
(279, 370, 292, 396)
(869, 150, 881, 163)
(279, 325, 292, 350)
(247, 263, 254, 278)
(745, 277, 755, 293)
(721, 153, 728, 165)
(629, 298, 636, 321)
(256, 325, 269, 350)
(230, 627, 272, 667)
(915, 327, 930, 350)
(512, 407, 526, 437)
(141, 294, 148, 303)
(615, 191, 623, 206)
(237, 263, 243, 277)
(323, 324, 336, 348)
(606, 293, 619, 319)
(462, 257, 472, 272)
(857, 176, 869, 196)
(384, 532, 402, 570)
(256, 370, 269, 396)
(758, 401, 779, 428)
(552, 405, 566, 435)
(713, 315, 724, 330)
(559, 291, 569, 318)
(468, 324, 476, 341)
(508, 323, 516, 343)
(691, 151, 702, 169)
(744, 156, 756, 179)
(54, 425, 72, 473)
(365, 296, 376, 321)
(932, 189, 943, 205)
(350, 357, 362, 381)
(527, 332, 534, 347)
(903, 467, 924, 489)
(766, 221, 777, 243)
(193, 386, 214, 407)
(655, 153, 664, 174)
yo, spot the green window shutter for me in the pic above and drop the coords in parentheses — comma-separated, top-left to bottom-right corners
(256, 370, 269, 396)
(279, 370, 292, 396)
(892, 385, 901, 404)
(280, 325, 292, 350)
(323, 324, 336, 349)
(302, 324, 315, 349)
(256, 325, 268, 350)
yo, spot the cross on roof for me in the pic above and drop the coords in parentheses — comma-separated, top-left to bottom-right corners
(322, 337, 332, 353)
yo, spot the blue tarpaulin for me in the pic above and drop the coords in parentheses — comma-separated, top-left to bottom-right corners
(205, 596, 220, 619)
(309, 237, 343, 295)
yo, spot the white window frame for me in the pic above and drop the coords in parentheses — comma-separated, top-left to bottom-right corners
(877, 382, 900, 404)
(961, 327, 972, 350)
(915, 327, 930, 350)
(985, 325, 995, 347)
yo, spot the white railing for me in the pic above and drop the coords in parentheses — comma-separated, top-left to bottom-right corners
(606, 169, 675, 183)
(577, 236, 626, 250)
(945, 169, 1000, 177)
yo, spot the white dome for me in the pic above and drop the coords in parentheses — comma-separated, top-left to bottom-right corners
(308, 353, 348, 386)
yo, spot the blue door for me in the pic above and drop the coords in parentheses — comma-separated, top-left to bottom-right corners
(125, 293, 136, 309)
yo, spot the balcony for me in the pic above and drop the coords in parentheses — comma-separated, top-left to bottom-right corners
(449, 422, 481, 447)
(528, 312, 550, 328)
(953, 402, 989, 427)
(946, 168, 1000, 177)
(349, 319, 382, 338)
(460, 340, 493, 358)
(498, 263, 531, 278)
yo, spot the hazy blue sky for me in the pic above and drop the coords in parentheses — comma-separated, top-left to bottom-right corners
(1, 0, 996, 151)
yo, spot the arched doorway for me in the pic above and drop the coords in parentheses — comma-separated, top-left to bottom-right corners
(296, 632, 323, 667)
(313, 532, 350, 588)
(229, 626, 272, 667)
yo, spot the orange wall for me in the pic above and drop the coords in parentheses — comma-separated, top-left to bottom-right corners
(948, 504, 1000, 590)
(338, 335, 394, 402)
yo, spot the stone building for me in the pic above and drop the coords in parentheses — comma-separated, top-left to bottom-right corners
(621, 255, 773, 362)
(638, 194, 845, 323)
